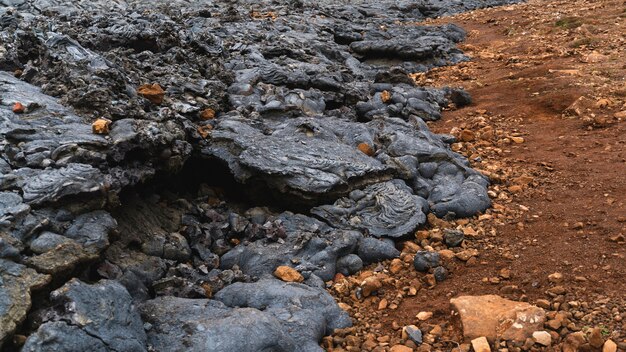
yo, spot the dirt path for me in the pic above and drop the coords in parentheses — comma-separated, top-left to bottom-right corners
(328, 0, 626, 350)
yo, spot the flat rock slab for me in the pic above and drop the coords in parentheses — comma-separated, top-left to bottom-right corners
(451, 295, 546, 343)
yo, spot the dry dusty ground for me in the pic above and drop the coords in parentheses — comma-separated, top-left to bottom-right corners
(327, 0, 626, 351)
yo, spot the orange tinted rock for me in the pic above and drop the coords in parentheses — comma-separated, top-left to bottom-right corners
(357, 143, 375, 156)
(459, 129, 475, 142)
(360, 276, 382, 297)
(92, 118, 112, 134)
(451, 295, 546, 343)
(381, 90, 392, 103)
(197, 125, 213, 138)
(273, 266, 304, 283)
(137, 83, 165, 104)
(12, 102, 25, 113)
(200, 108, 216, 120)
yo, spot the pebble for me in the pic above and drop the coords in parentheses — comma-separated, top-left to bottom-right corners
(471, 336, 491, 352)
(389, 258, 404, 274)
(455, 249, 478, 262)
(443, 229, 464, 247)
(378, 299, 388, 310)
(360, 276, 382, 297)
(273, 266, 304, 283)
(357, 143, 375, 156)
(92, 118, 112, 135)
(532, 331, 552, 346)
(459, 129, 476, 142)
(433, 266, 447, 282)
(588, 327, 604, 348)
(402, 325, 423, 345)
(137, 83, 165, 104)
(12, 102, 25, 113)
(416, 311, 433, 321)
(390, 345, 413, 352)
(548, 272, 563, 283)
(603, 339, 617, 352)
(413, 251, 440, 272)
(199, 108, 216, 120)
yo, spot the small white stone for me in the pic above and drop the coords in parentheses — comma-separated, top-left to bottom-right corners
(416, 311, 433, 321)
(532, 331, 552, 346)
(471, 336, 491, 352)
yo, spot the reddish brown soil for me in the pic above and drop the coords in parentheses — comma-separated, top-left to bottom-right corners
(389, 0, 626, 331)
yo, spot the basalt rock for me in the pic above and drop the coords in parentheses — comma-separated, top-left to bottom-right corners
(311, 180, 428, 238)
(0, 0, 517, 348)
(220, 212, 361, 282)
(141, 278, 351, 352)
(22, 279, 147, 352)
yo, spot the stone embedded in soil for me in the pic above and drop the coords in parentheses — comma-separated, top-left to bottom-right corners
(471, 336, 491, 352)
(588, 327, 605, 348)
(532, 331, 552, 346)
(451, 295, 546, 343)
(360, 276, 383, 297)
(414, 251, 441, 272)
(402, 325, 423, 345)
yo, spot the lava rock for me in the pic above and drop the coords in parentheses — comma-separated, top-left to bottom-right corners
(443, 229, 465, 247)
(336, 254, 364, 276)
(312, 180, 428, 238)
(413, 251, 440, 272)
(433, 266, 448, 282)
(357, 237, 400, 264)
(22, 279, 147, 352)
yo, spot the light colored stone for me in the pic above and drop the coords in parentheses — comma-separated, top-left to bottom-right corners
(450, 295, 546, 343)
(548, 272, 563, 283)
(273, 265, 303, 283)
(378, 299, 388, 310)
(532, 331, 552, 346)
(417, 311, 433, 321)
(360, 276, 382, 297)
(455, 249, 478, 262)
(471, 336, 491, 352)
(603, 339, 617, 352)
(390, 258, 404, 274)
(390, 345, 413, 352)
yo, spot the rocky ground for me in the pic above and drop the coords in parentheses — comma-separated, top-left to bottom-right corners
(0, 0, 523, 351)
(1, 0, 624, 351)
(325, 0, 626, 351)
